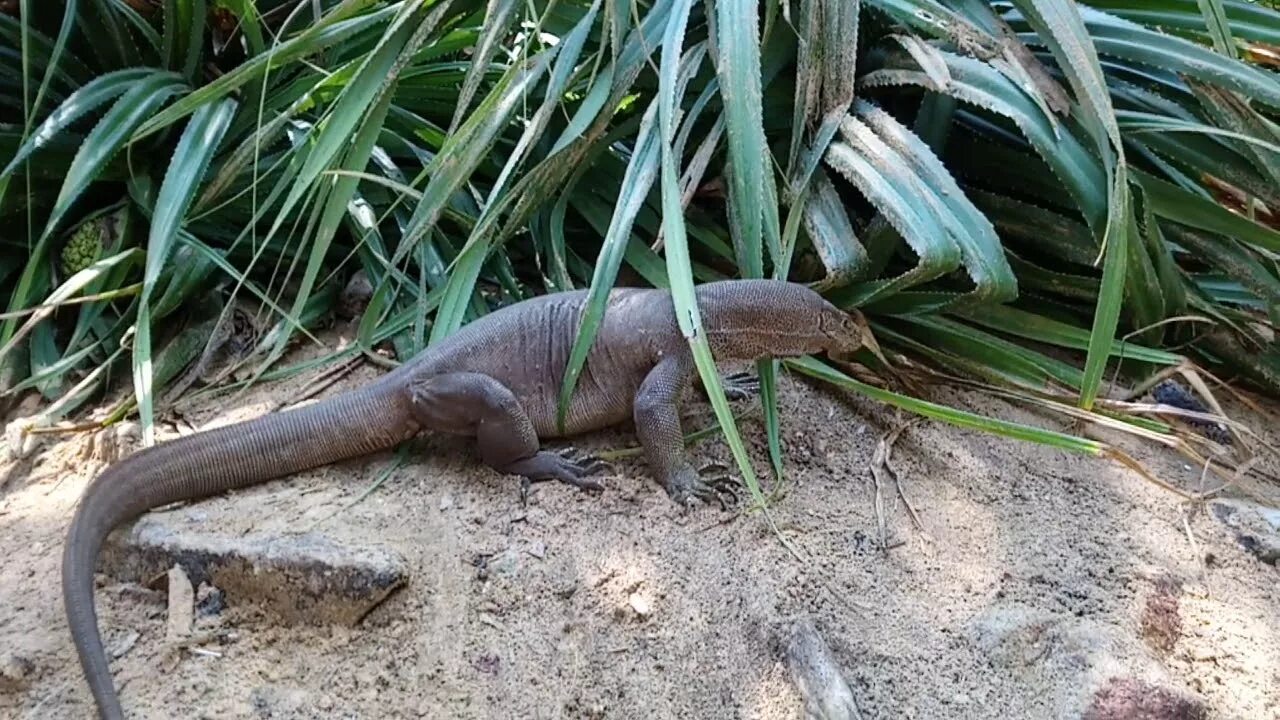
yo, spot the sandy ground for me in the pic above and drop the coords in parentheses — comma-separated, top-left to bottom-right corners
(1, 326, 1279, 720)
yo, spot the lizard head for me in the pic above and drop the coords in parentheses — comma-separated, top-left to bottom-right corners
(816, 303, 864, 358)
(697, 280, 863, 360)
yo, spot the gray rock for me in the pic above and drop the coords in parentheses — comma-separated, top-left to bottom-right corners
(1209, 499, 1280, 565)
(101, 516, 408, 626)
(774, 617, 862, 720)
(969, 604, 1201, 719)
(249, 684, 311, 717)
(970, 605, 1094, 673)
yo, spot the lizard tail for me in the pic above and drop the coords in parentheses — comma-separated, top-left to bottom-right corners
(62, 379, 417, 719)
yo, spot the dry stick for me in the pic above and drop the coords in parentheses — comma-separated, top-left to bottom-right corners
(868, 443, 888, 551)
(777, 617, 865, 720)
(882, 421, 929, 538)
(1119, 362, 1185, 401)
(883, 355, 1240, 498)
(0, 283, 144, 321)
(1191, 454, 1267, 503)
(300, 447, 411, 532)
(25, 421, 114, 435)
(869, 416, 915, 551)
(887, 464, 925, 534)
(868, 361, 1267, 502)
(1199, 368, 1269, 416)
(1184, 460, 1217, 598)
(275, 354, 365, 412)
(1099, 398, 1257, 439)
(923, 368, 1244, 496)
(361, 344, 401, 370)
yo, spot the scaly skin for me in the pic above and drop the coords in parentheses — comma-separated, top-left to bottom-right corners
(62, 279, 861, 719)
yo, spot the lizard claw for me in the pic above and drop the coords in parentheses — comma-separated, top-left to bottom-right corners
(513, 447, 610, 504)
(553, 446, 610, 476)
(664, 464, 741, 511)
(721, 371, 760, 401)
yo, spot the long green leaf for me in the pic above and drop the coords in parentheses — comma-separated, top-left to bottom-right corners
(418, 49, 563, 344)
(1082, 0, 1280, 44)
(659, 0, 765, 506)
(853, 99, 1017, 306)
(1008, 0, 1131, 410)
(860, 49, 1107, 229)
(1136, 169, 1280, 253)
(555, 104, 662, 432)
(397, 47, 556, 273)
(133, 98, 237, 444)
(164, 0, 207, 80)
(716, 0, 772, 277)
(133, 4, 400, 140)
(1196, 0, 1239, 57)
(786, 356, 1105, 454)
(0, 67, 156, 183)
(268, 1, 449, 247)
(1005, 4, 1280, 108)
(447, 0, 520, 134)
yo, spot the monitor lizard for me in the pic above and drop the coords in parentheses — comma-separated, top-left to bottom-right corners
(61, 278, 863, 719)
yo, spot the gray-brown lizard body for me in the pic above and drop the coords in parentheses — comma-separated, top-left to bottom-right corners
(62, 279, 861, 719)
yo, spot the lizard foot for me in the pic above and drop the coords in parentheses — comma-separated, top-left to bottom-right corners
(664, 463, 740, 511)
(722, 371, 760, 401)
(513, 448, 609, 504)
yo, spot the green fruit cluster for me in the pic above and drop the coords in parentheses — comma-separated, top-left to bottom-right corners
(59, 218, 104, 277)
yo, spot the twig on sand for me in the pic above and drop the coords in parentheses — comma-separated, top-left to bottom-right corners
(276, 355, 365, 412)
(869, 416, 924, 550)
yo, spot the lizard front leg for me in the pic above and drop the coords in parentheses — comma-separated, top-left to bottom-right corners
(407, 372, 606, 491)
(634, 354, 738, 509)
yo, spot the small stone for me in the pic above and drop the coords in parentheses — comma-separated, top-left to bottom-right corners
(489, 550, 520, 577)
(0, 652, 34, 692)
(249, 685, 310, 715)
(1189, 646, 1218, 663)
(474, 653, 500, 675)
(439, 495, 454, 511)
(196, 583, 226, 617)
(3, 415, 49, 459)
(628, 592, 652, 618)
(526, 541, 546, 559)
(775, 617, 862, 720)
(167, 565, 195, 641)
(971, 606, 1058, 669)
(111, 630, 141, 659)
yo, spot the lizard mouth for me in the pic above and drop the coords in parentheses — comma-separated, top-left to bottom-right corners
(826, 347, 860, 363)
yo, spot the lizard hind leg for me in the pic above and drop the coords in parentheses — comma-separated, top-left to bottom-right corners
(407, 371, 606, 493)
